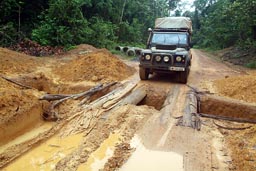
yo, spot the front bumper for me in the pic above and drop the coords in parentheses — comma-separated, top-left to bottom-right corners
(169, 66, 185, 71)
(139, 64, 186, 72)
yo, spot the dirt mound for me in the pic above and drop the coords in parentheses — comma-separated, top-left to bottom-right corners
(0, 77, 43, 145)
(11, 72, 61, 94)
(54, 49, 135, 82)
(213, 73, 256, 103)
(0, 77, 40, 122)
(0, 47, 41, 75)
(216, 46, 256, 66)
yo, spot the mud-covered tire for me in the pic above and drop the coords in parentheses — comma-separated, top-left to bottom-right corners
(179, 67, 189, 84)
(139, 67, 149, 80)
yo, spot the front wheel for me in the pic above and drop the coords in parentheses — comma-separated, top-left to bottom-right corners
(178, 67, 189, 84)
(139, 67, 149, 80)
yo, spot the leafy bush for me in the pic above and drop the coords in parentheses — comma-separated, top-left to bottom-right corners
(192, 0, 256, 50)
(118, 19, 144, 44)
(32, 0, 93, 47)
(0, 22, 18, 47)
(245, 61, 256, 69)
(89, 17, 117, 48)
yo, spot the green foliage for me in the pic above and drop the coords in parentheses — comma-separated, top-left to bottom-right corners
(0, 0, 49, 47)
(88, 17, 117, 48)
(0, 0, 171, 48)
(191, 0, 256, 49)
(2, 0, 254, 51)
(0, 22, 18, 47)
(64, 45, 76, 51)
(32, 0, 93, 47)
(118, 19, 144, 44)
(245, 61, 256, 69)
(169, 0, 181, 10)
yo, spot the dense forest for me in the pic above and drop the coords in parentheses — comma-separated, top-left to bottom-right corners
(0, 0, 255, 50)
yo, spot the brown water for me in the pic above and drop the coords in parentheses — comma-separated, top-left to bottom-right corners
(77, 133, 120, 171)
(120, 135, 183, 171)
(3, 133, 83, 171)
(0, 122, 53, 154)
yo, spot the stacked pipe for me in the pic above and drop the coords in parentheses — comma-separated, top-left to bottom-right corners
(115, 46, 142, 57)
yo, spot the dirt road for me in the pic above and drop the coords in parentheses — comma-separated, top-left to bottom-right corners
(120, 49, 241, 171)
(0, 47, 256, 171)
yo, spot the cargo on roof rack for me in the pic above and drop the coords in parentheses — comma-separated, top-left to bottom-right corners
(155, 17, 192, 34)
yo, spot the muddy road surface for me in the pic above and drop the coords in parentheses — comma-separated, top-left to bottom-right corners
(0, 47, 256, 171)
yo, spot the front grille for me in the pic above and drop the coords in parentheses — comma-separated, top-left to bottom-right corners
(155, 44, 177, 50)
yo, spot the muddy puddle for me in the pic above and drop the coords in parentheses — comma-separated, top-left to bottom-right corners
(77, 133, 121, 171)
(3, 133, 83, 171)
(120, 135, 183, 171)
(0, 122, 53, 154)
(0, 102, 45, 146)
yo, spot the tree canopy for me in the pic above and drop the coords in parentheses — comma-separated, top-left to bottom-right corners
(0, 0, 255, 50)
(190, 0, 256, 49)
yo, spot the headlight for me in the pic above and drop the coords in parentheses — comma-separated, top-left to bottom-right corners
(145, 54, 151, 60)
(163, 56, 169, 62)
(155, 55, 161, 62)
(176, 56, 182, 62)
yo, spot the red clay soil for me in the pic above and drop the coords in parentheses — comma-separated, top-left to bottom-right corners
(213, 72, 256, 171)
(0, 44, 135, 146)
(213, 73, 256, 103)
(54, 49, 135, 82)
(0, 47, 41, 75)
(0, 77, 42, 145)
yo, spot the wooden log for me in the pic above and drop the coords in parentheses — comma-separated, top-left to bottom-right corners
(43, 82, 117, 120)
(68, 82, 137, 121)
(39, 94, 70, 101)
(84, 82, 136, 110)
(102, 82, 136, 109)
(0, 75, 33, 89)
(105, 85, 147, 112)
(118, 86, 147, 105)
(185, 91, 201, 130)
(64, 84, 146, 136)
(158, 89, 176, 126)
(101, 86, 147, 119)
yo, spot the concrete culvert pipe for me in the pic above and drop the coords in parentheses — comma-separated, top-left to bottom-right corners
(115, 46, 123, 51)
(123, 46, 129, 53)
(127, 48, 136, 56)
(135, 48, 142, 56)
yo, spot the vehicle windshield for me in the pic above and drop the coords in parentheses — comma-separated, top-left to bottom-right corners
(151, 33, 187, 45)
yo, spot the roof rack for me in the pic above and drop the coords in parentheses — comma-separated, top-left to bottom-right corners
(153, 28, 191, 34)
